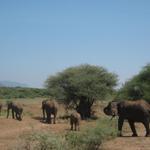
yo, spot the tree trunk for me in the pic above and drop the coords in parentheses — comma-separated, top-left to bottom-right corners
(76, 98, 92, 120)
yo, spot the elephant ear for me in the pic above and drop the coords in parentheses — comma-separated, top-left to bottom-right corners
(116, 101, 124, 116)
(111, 101, 119, 116)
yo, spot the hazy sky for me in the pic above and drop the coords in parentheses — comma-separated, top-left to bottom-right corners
(0, 0, 150, 88)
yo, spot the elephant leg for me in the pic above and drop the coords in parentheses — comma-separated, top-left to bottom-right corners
(45, 108, 50, 123)
(143, 119, 150, 137)
(53, 114, 56, 124)
(12, 110, 15, 119)
(77, 122, 80, 131)
(48, 113, 51, 124)
(18, 110, 22, 121)
(70, 120, 73, 130)
(19, 114, 22, 121)
(16, 113, 21, 121)
(18, 115, 22, 121)
(49, 113, 52, 124)
(46, 112, 50, 123)
(15, 112, 18, 119)
(75, 123, 79, 131)
(118, 117, 124, 137)
(128, 120, 138, 137)
(75, 123, 77, 131)
(19, 112, 22, 121)
(42, 108, 45, 120)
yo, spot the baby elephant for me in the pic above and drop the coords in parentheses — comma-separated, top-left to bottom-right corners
(70, 112, 81, 131)
(7, 101, 23, 121)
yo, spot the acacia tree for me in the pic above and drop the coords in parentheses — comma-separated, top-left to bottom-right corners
(45, 64, 117, 119)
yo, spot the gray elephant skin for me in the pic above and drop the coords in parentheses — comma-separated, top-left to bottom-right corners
(104, 100, 150, 137)
(7, 102, 23, 121)
(70, 112, 81, 131)
(42, 100, 58, 124)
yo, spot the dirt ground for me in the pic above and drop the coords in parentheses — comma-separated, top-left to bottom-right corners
(0, 98, 97, 150)
(0, 99, 150, 150)
(101, 122, 150, 150)
(0, 99, 62, 149)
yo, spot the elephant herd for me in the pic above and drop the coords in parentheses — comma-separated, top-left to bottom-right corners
(42, 99, 81, 131)
(0, 100, 81, 131)
(1, 99, 150, 136)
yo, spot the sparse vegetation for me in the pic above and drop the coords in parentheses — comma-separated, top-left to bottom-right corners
(13, 132, 66, 150)
(65, 118, 117, 150)
(12, 118, 117, 150)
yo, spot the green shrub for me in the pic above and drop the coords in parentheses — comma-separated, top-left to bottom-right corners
(116, 64, 150, 102)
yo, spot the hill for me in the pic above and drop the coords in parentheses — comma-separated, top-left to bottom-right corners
(0, 81, 28, 88)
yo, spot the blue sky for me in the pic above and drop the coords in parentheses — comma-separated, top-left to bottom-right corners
(0, 0, 150, 88)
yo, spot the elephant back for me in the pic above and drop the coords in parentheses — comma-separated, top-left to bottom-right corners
(70, 112, 81, 123)
(45, 100, 58, 113)
(120, 100, 150, 110)
(12, 102, 23, 112)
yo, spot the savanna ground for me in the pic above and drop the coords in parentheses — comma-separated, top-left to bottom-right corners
(0, 98, 149, 150)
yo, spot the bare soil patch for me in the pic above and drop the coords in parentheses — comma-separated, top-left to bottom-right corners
(101, 122, 150, 150)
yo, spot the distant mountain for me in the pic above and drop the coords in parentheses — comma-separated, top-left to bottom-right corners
(0, 81, 28, 88)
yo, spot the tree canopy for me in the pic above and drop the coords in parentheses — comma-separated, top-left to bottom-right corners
(117, 64, 150, 102)
(45, 64, 118, 119)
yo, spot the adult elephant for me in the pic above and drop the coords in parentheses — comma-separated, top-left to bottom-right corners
(7, 101, 23, 121)
(42, 99, 58, 124)
(104, 100, 150, 137)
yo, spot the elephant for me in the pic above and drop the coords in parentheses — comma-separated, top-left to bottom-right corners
(70, 112, 81, 131)
(0, 102, 2, 116)
(7, 101, 23, 121)
(42, 100, 48, 120)
(42, 99, 58, 124)
(104, 100, 150, 137)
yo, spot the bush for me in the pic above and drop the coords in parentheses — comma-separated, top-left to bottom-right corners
(12, 132, 67, 150)
(65, 118, 117, 150)
(12, 118, 117, 150)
